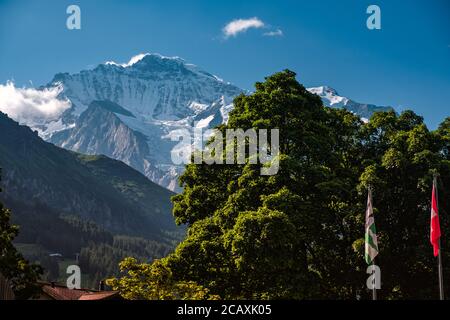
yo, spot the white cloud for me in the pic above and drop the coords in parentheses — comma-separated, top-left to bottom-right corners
(263, 29, 283, 37)
(105, 53, 150, 67)
(0, 81, 71, 125)
(223, 17, 265, 38)
(125, 53, 148, 66)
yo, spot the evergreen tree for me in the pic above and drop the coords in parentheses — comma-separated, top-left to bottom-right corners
(0, 169, 42, 299)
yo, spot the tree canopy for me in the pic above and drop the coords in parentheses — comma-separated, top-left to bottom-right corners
(109, 70, 450, 299)
(0, 170, 42, 299)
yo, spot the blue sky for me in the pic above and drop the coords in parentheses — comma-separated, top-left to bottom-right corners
(0, 0, 449, 128)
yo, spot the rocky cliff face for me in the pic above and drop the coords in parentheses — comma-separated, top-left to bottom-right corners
(50, 101, 166, 182)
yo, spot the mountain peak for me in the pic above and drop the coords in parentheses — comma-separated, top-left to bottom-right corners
(104, 53, 185, 68)
(307, 86, 394, 119)
(98, 53, 228, 86)
(46, 53, 243, 123)
(308, 86, 339, 96)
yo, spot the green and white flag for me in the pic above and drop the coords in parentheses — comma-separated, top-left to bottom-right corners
(365, 188, 378, 265)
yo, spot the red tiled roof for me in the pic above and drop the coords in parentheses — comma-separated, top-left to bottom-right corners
(79, 291, 119, 300)
(42, 285, 87, 300)
(40, 283, 119, 300)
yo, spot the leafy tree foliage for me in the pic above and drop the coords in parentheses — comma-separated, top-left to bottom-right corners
(107, 257, 218, 300)
(0, 170, 42, 299)
(110, 71, 450, 299)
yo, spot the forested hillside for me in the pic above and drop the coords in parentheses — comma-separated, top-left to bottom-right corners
(0, 112, 183, 288)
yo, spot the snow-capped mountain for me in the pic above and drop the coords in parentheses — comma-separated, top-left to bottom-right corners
(44, 53, 243, 190)
(0, 53, 395, 191)
(48, 53, 241, 122)
(307, 86, 394, 120)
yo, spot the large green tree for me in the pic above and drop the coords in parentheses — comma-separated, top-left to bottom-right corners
(356, 111, 450, 299)
(0, 170, 42, 299)
(109, 71, 450, 299)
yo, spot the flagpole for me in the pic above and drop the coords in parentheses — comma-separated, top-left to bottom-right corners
(372, 259, 377, 301)
(438, 239, 444, 300)
(368, 186, 377, 301)
(434, 175, 445, 300)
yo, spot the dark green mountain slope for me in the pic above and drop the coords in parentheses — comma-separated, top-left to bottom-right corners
(0, 111, 178, 241)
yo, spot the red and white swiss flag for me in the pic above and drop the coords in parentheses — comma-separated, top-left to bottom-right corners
(430, 179, 441, 257)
